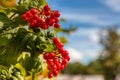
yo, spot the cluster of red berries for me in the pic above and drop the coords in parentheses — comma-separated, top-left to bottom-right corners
(43, 38, 70, 78)
(53, 38, 70, 65)
(22, 5, 60, 30)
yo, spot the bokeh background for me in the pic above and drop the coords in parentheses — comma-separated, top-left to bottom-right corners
(47, 0, 120, 80)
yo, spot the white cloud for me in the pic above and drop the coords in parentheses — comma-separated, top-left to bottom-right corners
(71, 28, 100, 43)
(66, 47, 101, 63)
(66, 47, 84, 62)
(90, 34, 100, 43)
(101, 0, 120, 12)
(61, 13, 109, 26)
(85, 50, 101, 59)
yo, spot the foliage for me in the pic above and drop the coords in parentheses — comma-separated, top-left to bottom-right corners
(99, 27, 120, 80)
(0, 0, 71, 80)
(62, 62, 86, 74)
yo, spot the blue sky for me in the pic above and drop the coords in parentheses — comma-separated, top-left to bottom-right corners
(47, 0, 120, 64)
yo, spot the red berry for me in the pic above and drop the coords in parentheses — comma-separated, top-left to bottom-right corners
(44, 5, 50, 11)
(47, 65, 52, 70)
(30, 23, 35, 29)
(47, 59, 53, 65)
(28, 18, 33, 23)
(65, 56, 70, 61)
(53, 70, 58, 76)
(32, 20, 37, 24)
(52, 65, 57, 70)
(53, 38, 60, 44)
(44, 10, 51, 16)
(53, 58, 59, 64)
(26, 11, 32, 17)
(22, 14, 27, 20)
(56, 63, 61, 71)
(43, 53, 49, 59)
(49, 19, 55, 26)
(61, 50, 69, 57)
(48, 73, 53, 78)
(57, 42, 64, 47)
(37, 17, 42, 22)
(49, 52, 55, 58)
(50, 13, 55, 18)
(33, 15, 39, 20)
(45, 18, 50, 23)
(54, 17, 59, 23)
(58, 47, 65, 53)
(61, 65, 65, 70)
(30, 9, 38, 15)
(54, 23, 60, 28)
(62, 59, 68, 65)
(53, 10, 60, 17)
(42, 24, 48, 29)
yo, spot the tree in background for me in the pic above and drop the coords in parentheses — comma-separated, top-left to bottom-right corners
(99, 27, 120, 80)
(62, 62, 86, 75)
(86, 59, 103, 75)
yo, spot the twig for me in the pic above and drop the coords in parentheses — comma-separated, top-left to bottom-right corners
(9, 12, 17, 19)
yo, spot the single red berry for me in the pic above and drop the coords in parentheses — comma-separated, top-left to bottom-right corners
(49, 52, 56, 58)
(45, 18, 50, 23)
(56, 63, 61, 71)
(53, 70, 58, 76)
(44, 10, 51, 16)
(50, 13, 55, 18)
(47, 65, 51, 70)
(49, 19, 55, 26)
(26, 11, 32, 17)
(42, 24, 48, 29)
(40, 22, 48, 29)
(36, 22, 42, 27)
(53, 10, 60, 17)
(48, 73, 53, 78)
(47, 59, 53, 65)
(37, 17, 42, 22)
(31, 20, 37, 24)
(61, 65, 65, 70)
(22, 14, 27, 20)
(57, 42, 64, 47)
(52, 65, 57, 70)
(61, 50, 69, 57)
(62, 59, 68, 65)
(30, 23, 35, 29)
(33, 15, 39, 20)
(28, 18, 33, 23)
(65, 56, 70, 61)
(53, 38, 60, 44)
(53, 58, 59, 64)
(54, 23, 60, 28)
(43, 53, 49, 59)
(44, 5, 50, 11)
(58, 47, 65, 53)
(54, 17, 59, 23)
(30, 8, 38, 15)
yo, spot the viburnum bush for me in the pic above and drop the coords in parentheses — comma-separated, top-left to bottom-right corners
(0, 0, 70, 80)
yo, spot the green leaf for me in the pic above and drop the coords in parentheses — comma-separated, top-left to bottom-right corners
(38, 0, 47, 7)
(45, 44, 54, 52)
(13, 15, 27, 26)
(0, 12, 18, 28)
(15, 3, 29, 14)
(15, 63, 26, 76)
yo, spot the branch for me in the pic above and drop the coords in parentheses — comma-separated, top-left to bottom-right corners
(9, 12, 17, 19)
